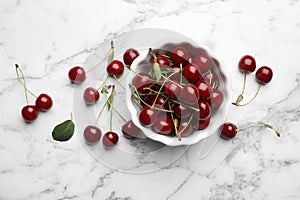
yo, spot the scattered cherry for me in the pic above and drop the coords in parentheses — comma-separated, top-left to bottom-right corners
(35, 93, 53, 111)
(182, 63, 202, 83)
(83, 87, 100, 105)
(139, 107, 158, 127)
(153, 115, 174, 135)
(123, 48, 139, 65)
(256, 66, 273, 84)
(220, 122, 237, 139)
(170, 46, 190, 65)
(102, 131, 119, 148)
(107, 60, 124, 77)
(21, 105, 39, 123)
(68, 66, 86, 83)
(122, 120, 140, 139)
(84, 125, 102, 144)
(238, 55, 256, 73)
(193, 54, 211, 73)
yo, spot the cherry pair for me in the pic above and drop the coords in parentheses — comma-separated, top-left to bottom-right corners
(84, 125, 119, 148)
(16, 64, 53, 123)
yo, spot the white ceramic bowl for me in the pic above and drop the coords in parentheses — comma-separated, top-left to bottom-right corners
(126, 42, 232, 146)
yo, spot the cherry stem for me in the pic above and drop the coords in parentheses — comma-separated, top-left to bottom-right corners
(113, 75, 125, 90)
(95, 85, 113, 124)
(233, 71, 247, 105)
(237, 122, 280, 137)
(86, 41, 114, 73)
(111, 104, 127, 123)
(15, 64, 30, 105)
(168, 101, 181, 140)
(180, 63, 183, 84)
(236, 84, 262, 107)
(70, 112, 73, 121)
(108, 86, 115, 132)
(96, 75, 109, 91)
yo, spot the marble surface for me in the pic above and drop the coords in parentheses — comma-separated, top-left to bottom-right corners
(1, 0, 300, 199)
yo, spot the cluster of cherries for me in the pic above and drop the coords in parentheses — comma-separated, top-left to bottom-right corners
(131, 46, 224, 139)
(67, 43, 141, 148)
(220, 55, 279, 139)
(16, 64, 53, 122)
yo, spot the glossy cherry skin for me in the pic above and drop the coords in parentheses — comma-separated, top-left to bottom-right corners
(83, 87, 100, 105)
(84, 125, 102, 144)
(170, 46, 190, 65)
(178, 120, 194, 137)
(238, 55, 256, 73)
(193, 54, 211, 73)
(210, 89, 223, 109)
(164, 81, 182, 99)
(256, 66, 273, 84)
(173, 103, 190, 119)
(122, 120, 140, 139)
(196, 100, 211, 120)
(139, 107, 158, 127)
(181, 84, 199, 105)
(102, 131, 119, 148)
(151, 56, 170, 68)
(194, 79, 212, 100)
(107, 60, 124, 77)
(123, 48, 139, 65)
(132, 73, 152, 93)
(220, 122, 237, 139)
(153, 115, 174, 135)
(193, 118, 210, 130)
(35, 93, 53, 111)
(182, 63, 202, 83)
(68, 66, 86, 83)
(21, 105, 39, 122)
(142, 94, 169, 109)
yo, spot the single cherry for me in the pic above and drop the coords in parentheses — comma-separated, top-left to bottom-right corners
(107, 60, 124, 77)
(35, 93, 53, 111)
(193, 117, 210, 130)
(195, 79, 212, 100)
(181, 84, 199, 105)
(84, 125, 102, 144)
(83, 87, 100, 105)
(102, 131, 119, 148)
(210, 89, 223, 109)
(132, 73, 152, 93)
(193, 54, 211, 73)
(170, 46, 190, 65)
(21, 105, 39, 123)
(123, 48, 139, 65)
(220, 122, 237, 139)
(182, 63, 202, 83)
(139, 107, 157, 127)
(151, 56, 170, 68)
(196, 100, 211, 120)
(153, 115, 174, 135)
(238, 55, 256, 73)
(122, 120, 140, 139)
(164, 81, 182, 99)
(173, 103, 191, 119)
(256, 66, 273, 84)
(68, 66, 86, 83)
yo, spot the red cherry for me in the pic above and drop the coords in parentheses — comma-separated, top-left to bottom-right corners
(151, 56, 170, 68)
(153, 115, 174, 135)
(83, 87, 100, 105)
(181, 84, 199, 105)
(35, 93, 53, 111)
(139, 107, 157, 127)
(203, 70, 218, 86)
(84, 125, 102, 144)
(68, 66, 86, 83)
(173, 103, 190, 119)
(220, 122, 237, 139)
(178, 120, 194, 137)
(21, 105, 39, 122)
(193, 118, 210, 130)
(123, 48, 139, 65)
(238, 55, 256, 73)
(211, 89, 223, 109)
(196, 100, 211, 120)
(122, 120, 140, 139)
(182, 63, 202, 83)
(164, 81, 181, 99)
(256, 66, 273, 84)
(170, 46, 190, 65)
(107, 60, 124, 77)
(102, 131, 119, 148)
(194, 79, 212, 100)
(193, 54, 211, 73)
(132, 73, 152, 93)
(142, 94, 169, 109)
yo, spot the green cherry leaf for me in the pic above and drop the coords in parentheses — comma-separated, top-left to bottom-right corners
(52, 120, 75, 142)
(107, 49, 114, 64)
(153, 62, 161, 82)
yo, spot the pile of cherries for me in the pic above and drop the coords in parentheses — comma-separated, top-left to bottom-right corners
(130, 46, 224, 139)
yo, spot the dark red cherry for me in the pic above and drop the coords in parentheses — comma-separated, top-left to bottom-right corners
(181, 84, 199, 105)
(193, 118, 210, 130)
(142, 94, 169, 109)
(173, 103, 190, 119)
(194, 79, 212, 100)
(132, 73, 152, 93)
(21, 105, 39, 122)
(84, 125, 102, 144)
(153, 115, 174, 135)
(211, 89, 223, 109)
(68, 66, 86, 83)
(178, 120, 194, 137)
(83, 87, 100, 105)
(256, 66, 273, 84)
(203, 70, 218, 85)
(107, 60, 124, 77)
(102, 131, 119, 148)
(193, 54, 211, 73)
(139, 107, 157, 127)
(238, 55, 256, 73)
(170, 46, 190, 65)
(122, 120, 140, 139)
(123, 48, 139, 65)
(151, 56, 170, 68)
(196, 100, 211, 120)
(220, 122, 237, 139)
(182, 63, 202, 83)
(164, 81, 181, 99)
(35, 93, 53, 111)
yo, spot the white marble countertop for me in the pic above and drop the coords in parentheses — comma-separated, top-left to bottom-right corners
(1, 0, 300, 199)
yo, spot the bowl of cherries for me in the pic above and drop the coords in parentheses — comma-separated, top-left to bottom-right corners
(125, 42, 231, 146)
